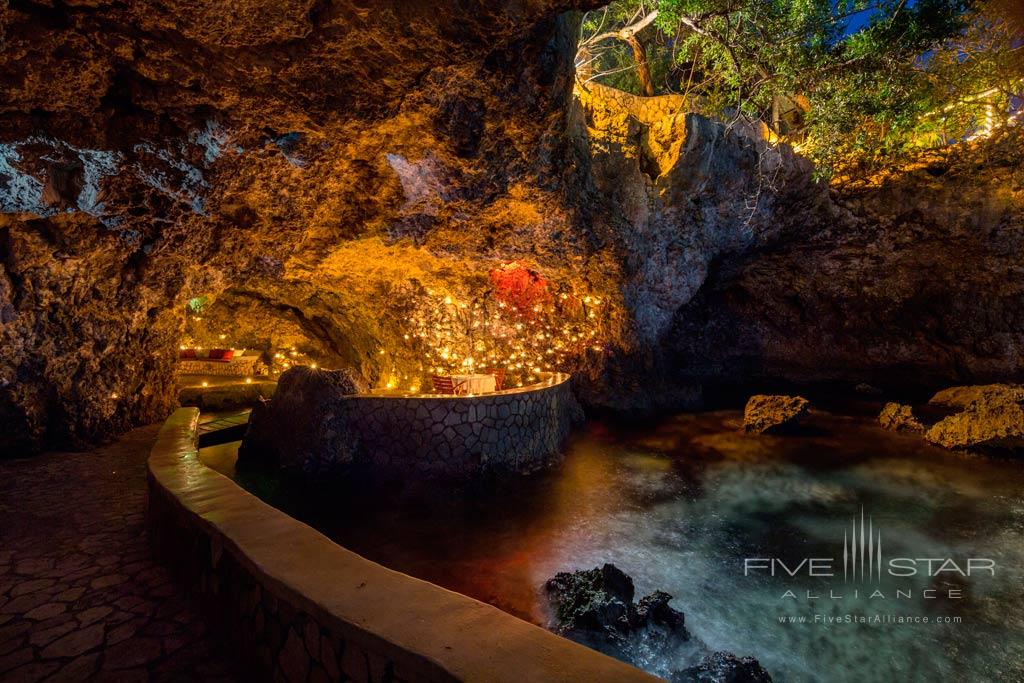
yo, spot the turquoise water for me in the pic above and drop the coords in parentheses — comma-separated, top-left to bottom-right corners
(214, 404, 1024, 682)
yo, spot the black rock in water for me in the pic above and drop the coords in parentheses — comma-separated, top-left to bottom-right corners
(546, 565, 772, 681)
(671, 651, 773, 683)
(545, 563, 688, 661)
(636, 590, 687, 633)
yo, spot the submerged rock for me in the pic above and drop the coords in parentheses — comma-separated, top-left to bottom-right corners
(545, 563, 687, 661)
(742, 395, 810, 434)
(855, 383, 883, 396)
(878, 402, 924, 433)
(671, 651, 773, 683)
(924, 385, 1024, 452)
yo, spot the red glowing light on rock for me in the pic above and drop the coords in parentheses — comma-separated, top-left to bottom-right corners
(490, 263, 551, 315)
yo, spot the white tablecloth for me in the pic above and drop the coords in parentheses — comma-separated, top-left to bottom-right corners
(450, 373, 496, 395)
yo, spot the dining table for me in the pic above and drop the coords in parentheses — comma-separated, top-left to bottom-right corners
(450, 373, 497, 395)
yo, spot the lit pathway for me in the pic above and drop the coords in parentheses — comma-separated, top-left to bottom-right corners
(0, 424, 240, 682)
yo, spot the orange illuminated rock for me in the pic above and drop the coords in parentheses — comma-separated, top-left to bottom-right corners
(879, 402, 925, 433)
(742, 395, 810, 434)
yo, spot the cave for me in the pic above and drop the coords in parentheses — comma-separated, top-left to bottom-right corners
(1, 0, 1023, 681)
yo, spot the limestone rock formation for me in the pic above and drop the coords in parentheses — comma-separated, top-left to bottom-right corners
(924, 384, 1024, 452)
(742, 395, 810, 434)
(239, 367, 365, 476)
(1, 1, 598, 452)
(671, 131, 1024, 392)
(671, 651, 774, 683)
(2, 0, 1023, 453)
(569, 83, 822, 413)
(878, 402, 924, 433)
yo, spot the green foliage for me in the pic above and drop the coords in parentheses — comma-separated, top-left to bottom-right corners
(186, 296, 208, 314)
(578, 0, 1023, 177)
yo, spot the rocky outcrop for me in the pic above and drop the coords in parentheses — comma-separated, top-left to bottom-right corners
(239, 367, 365, 476)
(878, 402, 924, 433)
(545, 564, 772, 681)
(670, 131, 1024, 393)
(928, 384, 1024, 410)
(924, 384, 1024, 452)
(569, 83, 822, 414)
(671, 651, 773, 683)
(742, 395, 810, 434)
(545, 563, 688, 665)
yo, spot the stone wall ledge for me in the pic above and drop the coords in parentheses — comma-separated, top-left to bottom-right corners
(147, 407, 659, 682)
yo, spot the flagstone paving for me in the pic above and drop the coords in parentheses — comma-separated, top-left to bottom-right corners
(0, 425, 240, 682)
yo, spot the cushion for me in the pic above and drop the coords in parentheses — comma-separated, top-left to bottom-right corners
(179, 348, 197, 359)
(221, 349, 235, 361)
(208, 349, 226, 360)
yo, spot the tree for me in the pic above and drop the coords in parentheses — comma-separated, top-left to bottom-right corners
(576, 0, 1008, 177)
(577, 3, 663, 96)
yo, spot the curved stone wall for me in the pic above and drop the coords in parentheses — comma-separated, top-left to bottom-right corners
(242, 372, 583, 480)
(147, 408, 657, 683)
(348, 373, 582, 478)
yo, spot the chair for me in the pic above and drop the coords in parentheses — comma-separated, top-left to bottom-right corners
(486, 367, 506, 391)
(432, 375, 456, 395)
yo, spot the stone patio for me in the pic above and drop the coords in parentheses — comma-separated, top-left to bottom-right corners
(0, 425, 239, 682)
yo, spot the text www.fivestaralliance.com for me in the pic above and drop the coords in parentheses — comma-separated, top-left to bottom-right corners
(778, 614, 962, 625)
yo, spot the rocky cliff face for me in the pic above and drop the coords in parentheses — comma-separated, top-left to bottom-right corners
(568, 82, 824, 412)
(670, 132, 1024, 391)
(1, 1, 1021, 454)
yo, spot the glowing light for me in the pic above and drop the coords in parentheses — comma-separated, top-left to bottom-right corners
(401, 279, 606, 390)
(201, 381, 209, 388)
(245, 378, 253, 384)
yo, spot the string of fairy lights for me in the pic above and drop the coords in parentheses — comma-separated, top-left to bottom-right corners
(178, 264, 607, 395)
(387, 286, 604, 393)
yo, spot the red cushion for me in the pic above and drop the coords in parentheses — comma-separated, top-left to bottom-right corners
(221, 349, 234, 360)
(208, 349, 225, 360)
(180, 348, 197, 359)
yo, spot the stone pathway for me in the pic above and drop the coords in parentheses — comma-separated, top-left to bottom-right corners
(0, 425, 240, 682)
